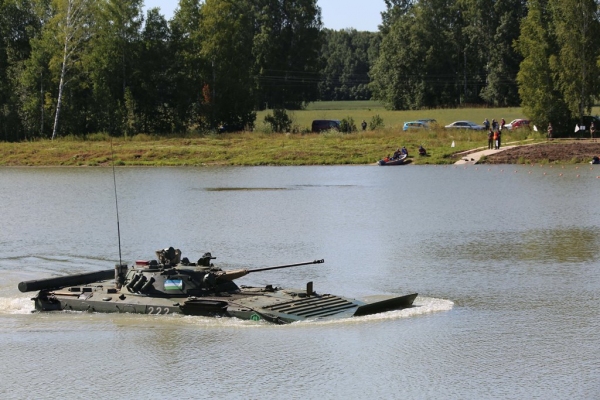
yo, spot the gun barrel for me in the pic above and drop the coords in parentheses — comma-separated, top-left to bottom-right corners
(248, 259, 324, 273)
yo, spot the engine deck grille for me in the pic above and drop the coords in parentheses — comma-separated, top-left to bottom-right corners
(263, 294, 356, 318)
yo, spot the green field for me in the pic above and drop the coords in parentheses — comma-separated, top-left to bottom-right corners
(257, 102, 600, 132)
(256, 102, 530, 132)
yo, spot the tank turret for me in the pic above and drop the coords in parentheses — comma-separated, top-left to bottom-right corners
(117, 252, 324, 297)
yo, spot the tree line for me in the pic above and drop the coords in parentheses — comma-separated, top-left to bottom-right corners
(372, 0, 600, 133)
(0, 0, 598, 141)
(0, 0, 323, 141)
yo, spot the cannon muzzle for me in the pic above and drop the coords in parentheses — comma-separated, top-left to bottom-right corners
(247, 259, 324, 273)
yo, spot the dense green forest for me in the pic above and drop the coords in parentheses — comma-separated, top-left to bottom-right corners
(0, 0, 599, 141)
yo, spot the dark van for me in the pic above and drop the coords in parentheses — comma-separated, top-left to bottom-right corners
(311, 120, 340, 133)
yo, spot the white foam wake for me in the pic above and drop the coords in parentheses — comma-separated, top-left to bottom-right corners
(0, 296, 35, 314)
(0, 295, 453, 326)
(305, 295, 454, 326)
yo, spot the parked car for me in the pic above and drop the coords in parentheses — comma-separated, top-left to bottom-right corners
(504, 119, 530, 130)
(403, 121, 430, 131)
(444, 121, 485, 130)
(311, 120, 340, 133)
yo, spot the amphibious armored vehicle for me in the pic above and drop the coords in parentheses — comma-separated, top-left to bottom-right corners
(19, 248, 418, 324)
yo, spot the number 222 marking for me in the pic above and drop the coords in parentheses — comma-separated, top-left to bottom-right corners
(147, 307, 170, 314)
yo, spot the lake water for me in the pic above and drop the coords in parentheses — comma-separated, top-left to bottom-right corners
(1, 165, 599, 399)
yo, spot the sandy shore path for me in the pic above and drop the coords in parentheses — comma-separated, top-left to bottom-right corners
(454, 145, 517, 165)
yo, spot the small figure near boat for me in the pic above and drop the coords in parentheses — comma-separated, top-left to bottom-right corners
(591, 156, 600, 164)
(378, 147, 408, 165)
(418, 145, 427, 156)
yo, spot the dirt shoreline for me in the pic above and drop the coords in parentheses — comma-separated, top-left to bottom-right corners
(476, 141, 600, 164)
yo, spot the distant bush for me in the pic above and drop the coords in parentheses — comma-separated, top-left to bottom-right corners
(290, 124, 307, 134)
(264, 109, 292, 133)
(86, 132, 110, 141)
(59, 134, 84, 141)
(369, 114, 384, 130)
(340, 116, 357, 133)
(131, 133, 154, 141)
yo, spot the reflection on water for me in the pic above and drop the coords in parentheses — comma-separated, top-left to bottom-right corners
(431, 227, 599, 264)
(204, 187, 289, 191)
(0, 165, 599, 398)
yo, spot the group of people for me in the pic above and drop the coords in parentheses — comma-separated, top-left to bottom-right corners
(389, 146, 408, 160)
(382, 145, 427, 162)
(483, 118, 506, 132)
(482, 118, 596, 145)
(483, 118, 504, 150)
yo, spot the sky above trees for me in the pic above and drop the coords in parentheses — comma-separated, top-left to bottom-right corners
(143, 0, 385, 31)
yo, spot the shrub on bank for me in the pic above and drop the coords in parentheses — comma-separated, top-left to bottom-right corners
(340, 117, 357, 133)
(369, 115, 384, 130)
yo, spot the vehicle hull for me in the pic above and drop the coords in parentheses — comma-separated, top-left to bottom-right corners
(31, 279, 418, 324)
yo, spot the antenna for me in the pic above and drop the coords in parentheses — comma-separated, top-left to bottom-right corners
(110, 139, 123, 266)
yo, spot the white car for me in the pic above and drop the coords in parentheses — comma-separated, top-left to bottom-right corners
(444, 121, 485, 130)
(503, 119, 530, 130)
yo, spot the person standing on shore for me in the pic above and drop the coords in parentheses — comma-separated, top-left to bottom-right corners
(483, 118, 490, 131)
(497, 128, 501, 149)
(547, 123, 553, 140)
(488, 129, 494, 149)
(591, 122, 596, 140)
(493, 130, 499, 149)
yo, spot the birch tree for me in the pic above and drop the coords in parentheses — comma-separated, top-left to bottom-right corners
(49, 0, 94, 140)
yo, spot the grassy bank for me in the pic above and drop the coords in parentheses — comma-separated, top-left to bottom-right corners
(0, 126, 544, 167)
(8, 103, 586, 167)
